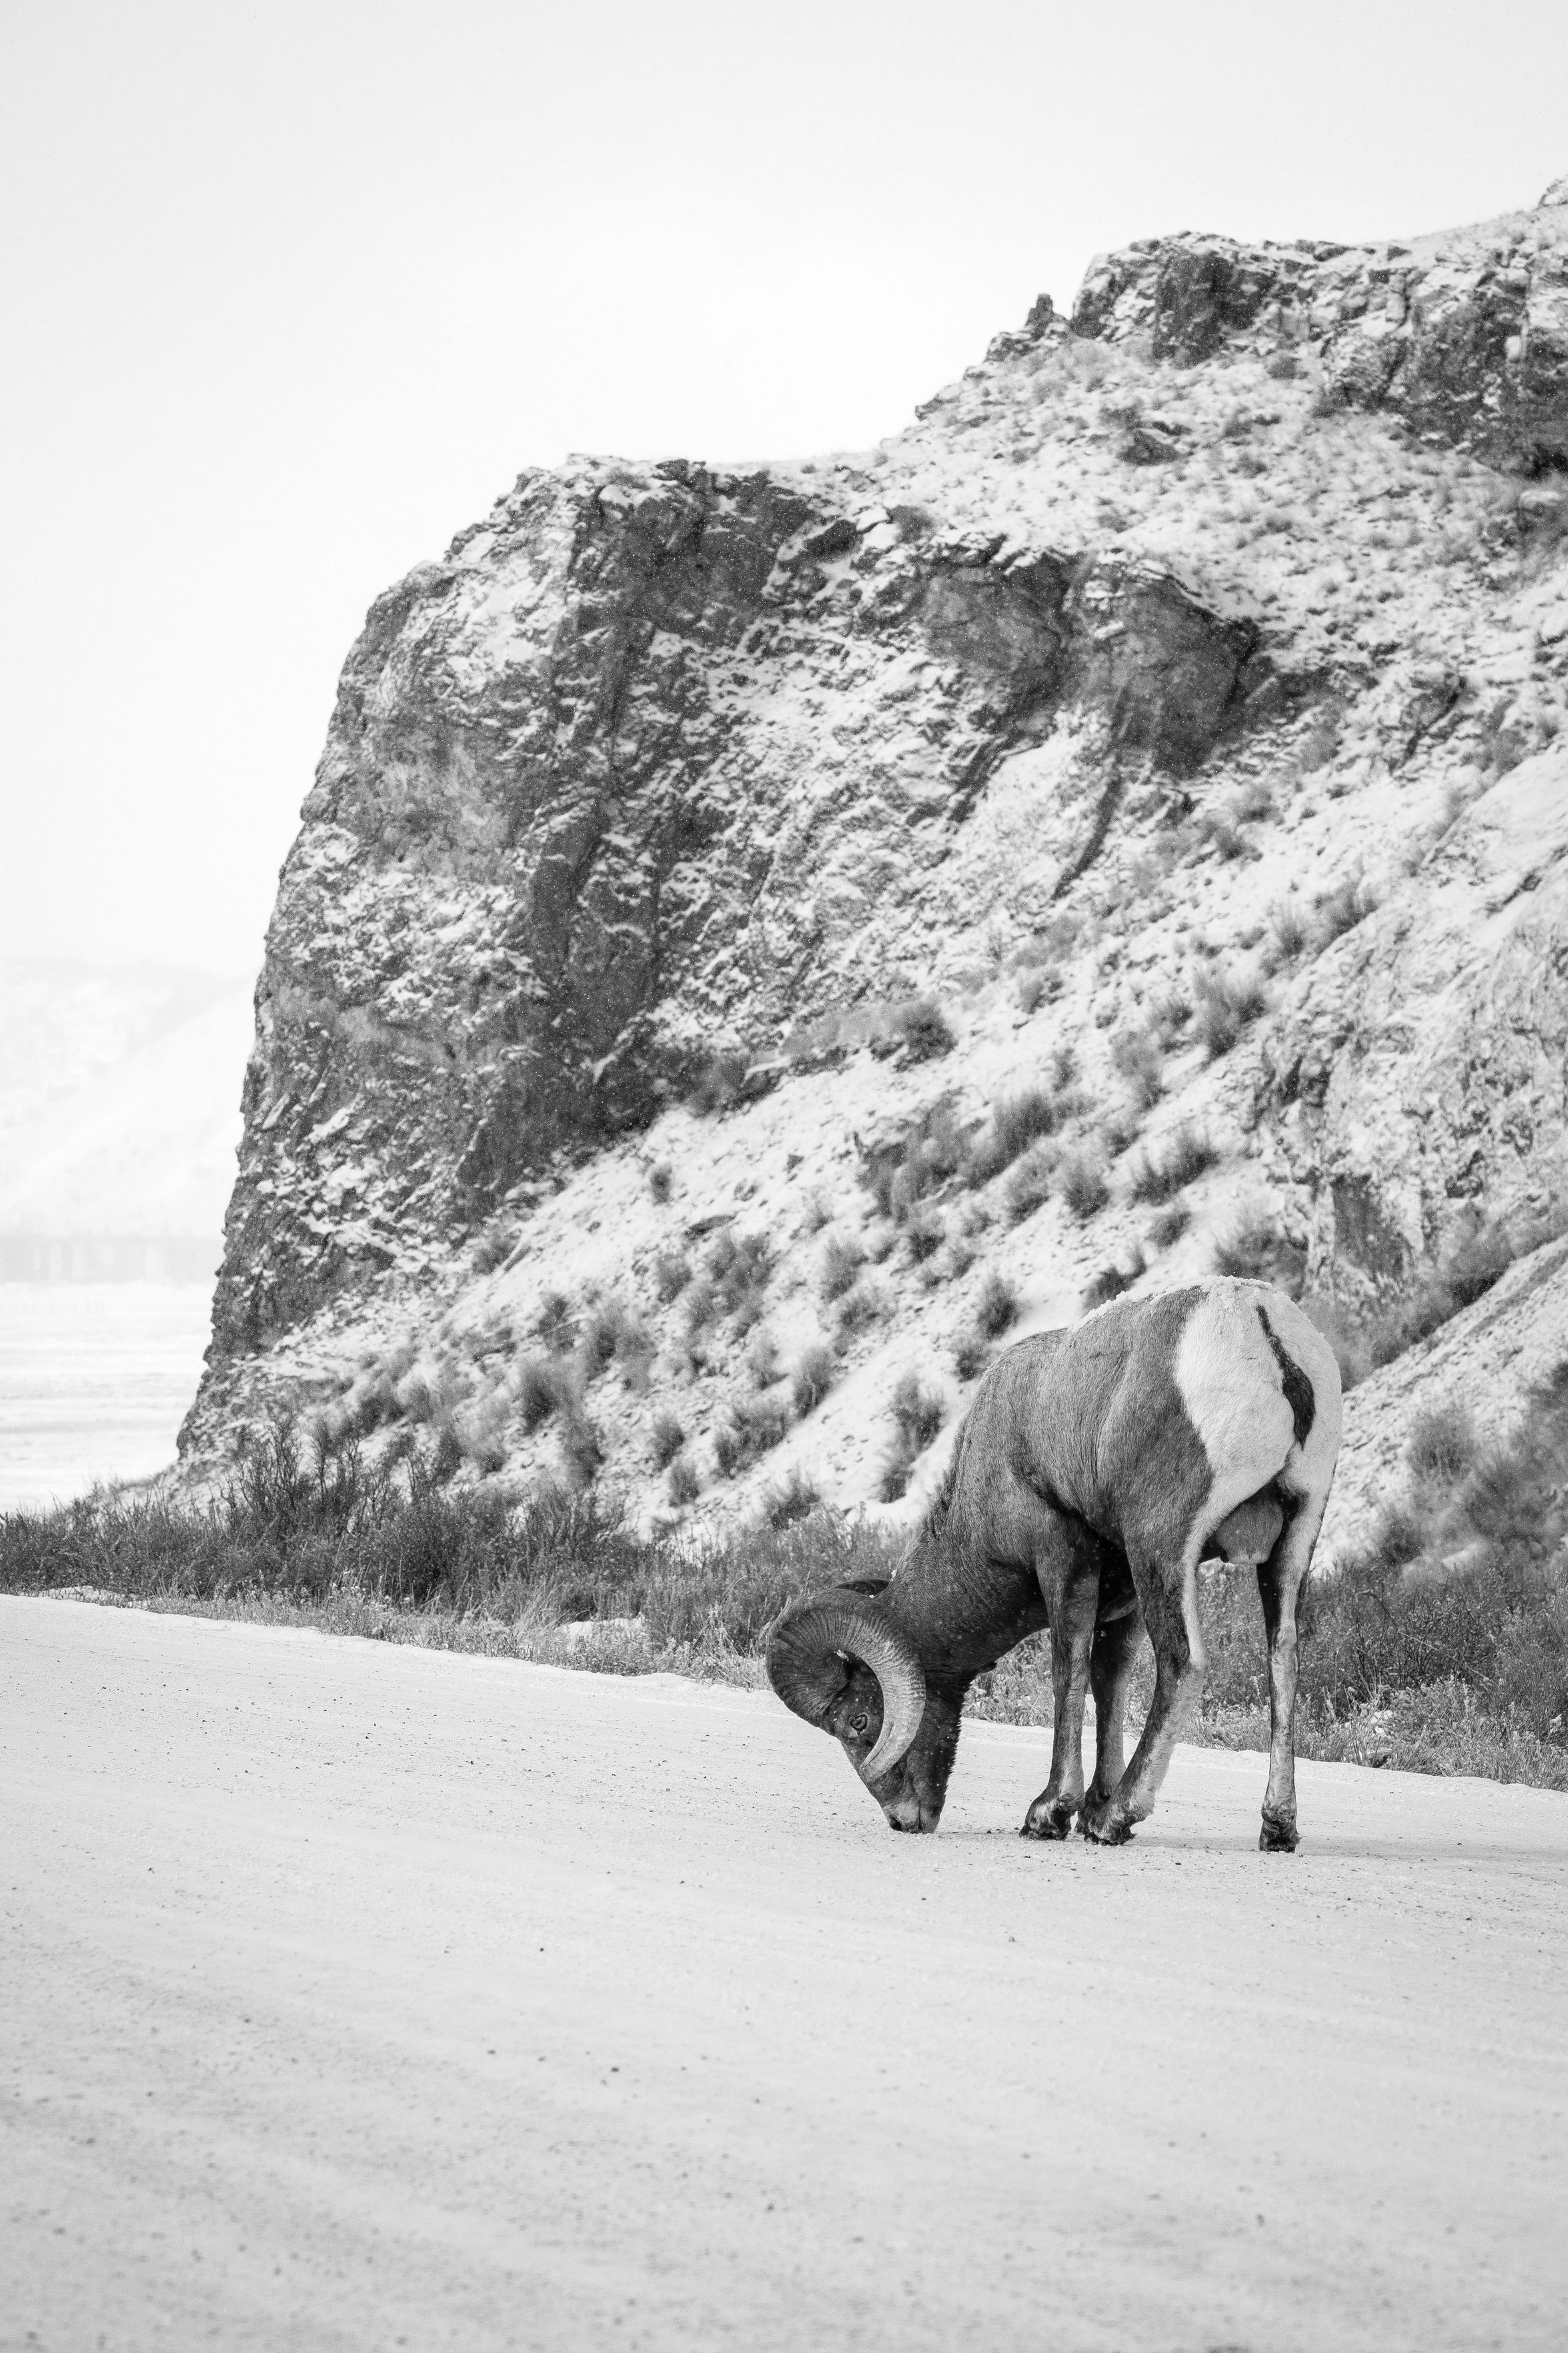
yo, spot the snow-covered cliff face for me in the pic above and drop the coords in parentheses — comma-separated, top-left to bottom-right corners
(185, 179, 1568, 1542)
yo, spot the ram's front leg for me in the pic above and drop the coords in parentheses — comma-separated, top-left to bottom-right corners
(1020, 1554, 1099, 1841)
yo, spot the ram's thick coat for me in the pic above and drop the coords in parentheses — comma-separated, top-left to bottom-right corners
(767, 1280, 1342, 1847)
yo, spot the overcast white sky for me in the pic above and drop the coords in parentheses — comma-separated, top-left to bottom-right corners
(4, 0, 1565, 980)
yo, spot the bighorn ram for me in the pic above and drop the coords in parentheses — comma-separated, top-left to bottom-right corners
(767, 1281, 1341, 1849)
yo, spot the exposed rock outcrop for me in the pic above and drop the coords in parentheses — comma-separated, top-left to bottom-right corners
(1260, 753, 1568, 1296)
(218, 476, 1269, 1356)
(1072, 180, 1568, 475)
(185, 179, 1568, 1548)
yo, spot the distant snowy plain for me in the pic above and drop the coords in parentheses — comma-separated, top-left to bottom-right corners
(0, 1282, 213, 1509)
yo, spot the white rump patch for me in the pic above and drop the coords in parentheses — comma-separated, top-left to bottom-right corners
(1173, 1286, 1296, 1527)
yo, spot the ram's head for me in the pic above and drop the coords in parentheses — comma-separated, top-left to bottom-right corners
(766, 1588, 959, 1833)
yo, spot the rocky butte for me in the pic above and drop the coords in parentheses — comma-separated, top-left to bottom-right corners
(183, 177, 1568, 1552)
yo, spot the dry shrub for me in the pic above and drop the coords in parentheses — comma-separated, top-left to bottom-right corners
(1126, 1123, 1219, 1204)
(1057, 1149, 1110, 1222)
(1213, 1210, 1305, 1294)
(1111, 1028, 1164, 1111)
(1193, 965, 1269, 1059)
(791, 1344, 835, 1416)
(516, 1355, 574, 1435)
(580, 1297, 647, 1377)
(865, 1101, 966, 1223)
(1082, 1246, 1146, 1310)
(686, 1046, 751, 1114)
(471, 1220, 518, 1275)
(974, 1269, 1019, 1339)
(429, 1420, 464, 1483)
(1100, 1105, 1142, 1161)
(559, 1410, 604, 1488)
(536, 1291, 576, 1354)
(1006, 1141, 1058, 1224)
(666, 1453, 701, 1507)
(706, 1228, 772, 1316)
(833, 1282, 888, 1348)
(905, 1205, 946, 1263)
(1193, 805, 1260, 864)
(964, 1089, 1058, 1187)
(1314, 872, 1378, 949)
(654, 1250, 692, 1303)
(456, 1394, 510, 1477)
(396, 1369, 439, 1424)
(760, 1466, 822, 1530)
(800, 1187, 834, 1236)
(683, 1277, 718, 1346)
(713, 1392, 790, 1478)
(1406, 1402, 1478, 1485)
(890, 996, 956, 1063)
(650, 1409, 686, 1471)
(879, 1372, 948, 1502)
(1267, 897, 1311, 964)
(1148, 1200, 1192, 1248)
(819, 1232, 866, 1302)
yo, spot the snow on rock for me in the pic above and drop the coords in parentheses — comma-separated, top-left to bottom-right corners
(182, 180, 1568, 1546)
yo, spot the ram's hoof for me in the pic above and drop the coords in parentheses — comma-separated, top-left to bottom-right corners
(1079, 1804, 1133, 1846)
(1020, 1801, 1076, 1841)
(1259, 1808, 1299, 1853)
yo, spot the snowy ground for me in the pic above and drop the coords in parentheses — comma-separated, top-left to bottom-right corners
(0, 1284, 215, 1510)
(5, 1601, 1566, 2353)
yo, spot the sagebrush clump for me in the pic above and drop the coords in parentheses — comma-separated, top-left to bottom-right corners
(1126, 1125, 1219, 1205)
(879, 1370, 948, 1502)
(790, 1344, 835, 1416)
(1193, 964, 1269, 1059)
(964, 1089, 1056, 1187)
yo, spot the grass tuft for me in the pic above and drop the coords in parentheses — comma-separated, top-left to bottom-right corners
(964, 1089, 1058, 1187)
(819, 1232, 866, 1302)
(650, 1409, 686, 1471)
(879, 1372, 948, 1502)
(974, 1268, 1019, 1339)
(1057, 1149, 1110, 1222)
(1193, 965, 1269, 1060)
(1126, 1124, 1219, 1205)
(790, 1344, 836, 1417)
(1213, 1210, 1305, 1294)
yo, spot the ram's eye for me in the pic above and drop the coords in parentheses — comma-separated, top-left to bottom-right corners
(849, 1713, 870, 1736)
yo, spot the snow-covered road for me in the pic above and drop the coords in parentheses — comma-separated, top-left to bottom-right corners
(4, 1598, 1566, 2352)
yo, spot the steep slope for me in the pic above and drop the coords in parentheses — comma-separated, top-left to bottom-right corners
(183, 179, 1568, 1543)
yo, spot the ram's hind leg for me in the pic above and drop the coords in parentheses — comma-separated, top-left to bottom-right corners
(1082, 1604, 1143, 1819)
(1020, 1541, 1100, 1841)
(1080, 1542, 1205, 1845)
(1257, 1494, 1328, 1853)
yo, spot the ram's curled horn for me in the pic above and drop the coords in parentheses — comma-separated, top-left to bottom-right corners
(765, 1592, 926, 1780)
